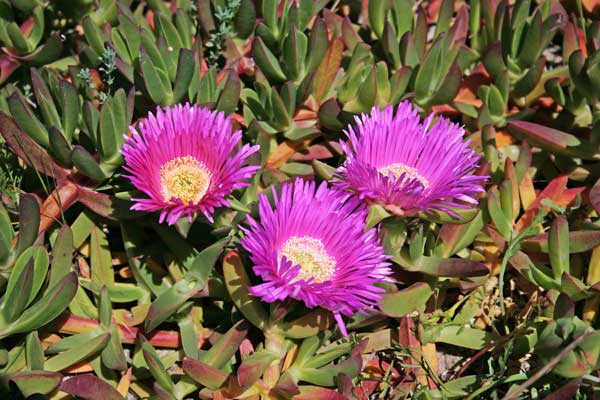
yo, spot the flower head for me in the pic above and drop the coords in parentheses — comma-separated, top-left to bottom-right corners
(121, 104, 259, 225)
(334, 102, 487, 217)
(240, 179, 392, 336)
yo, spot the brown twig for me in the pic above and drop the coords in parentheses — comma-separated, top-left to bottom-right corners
(501, 329, 593, 400)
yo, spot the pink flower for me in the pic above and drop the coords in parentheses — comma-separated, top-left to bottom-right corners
(241, 179, 392, 336)
(334, 102, 487, 217)
(121, 104, 259, 225)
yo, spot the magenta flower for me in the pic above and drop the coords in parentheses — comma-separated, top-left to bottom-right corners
(121, 104, 259, 225)
(240, 179, 392, 336)
(334, 102, 487, 217)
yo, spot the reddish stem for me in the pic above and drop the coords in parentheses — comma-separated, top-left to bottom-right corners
(51, 314, 210, 349)
(38, 182, 79, 234)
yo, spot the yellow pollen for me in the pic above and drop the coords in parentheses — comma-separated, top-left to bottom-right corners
(280, 236, 336, 283)
(159, 156, 211, 204)
(378, 162, 429, 189)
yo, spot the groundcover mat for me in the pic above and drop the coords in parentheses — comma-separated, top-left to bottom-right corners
(1, 0, 600, 398)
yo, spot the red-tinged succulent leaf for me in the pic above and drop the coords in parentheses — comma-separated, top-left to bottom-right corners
(196, 0, 215, 31)
(487, 187, 512, 240)
(294, 386, 347, 400)
(544, 380, 582, 400)
(45, 331, 110, 372)
(313, 38, 344, 103)
(563, 21, 581, 59)
(216, 69, 241, 115)
(340, 339, 367, 371)
(395, 253, 489, 277)
(508, 121, 578, 148)
(380, 282, 434, 318)
(516, 175, 583, 231)
(277, 308, 334, 339)
(342, 17, 361, 51)
(77, 186, 140, 220)
(561, 273, 590, 301)
(428, 61, 462, 106)
(554, 294, 575, 319)
(223, 250, 269, 330)
(398, 316, 427, 385)
(71, 145, 106, 181)
(10, 34, 63, 65)
(504, 160, 520, 217)
(38, 182, 78, 235)
(336, 373, 353, 398)
(237, 350, 278, 389)
(508, 121, 599, 160)
(418, 206, 479, 225)
(90, 224, 114, 287)
(115, 368, 132, 397)
(273, 371, 301, 396)
(0, 111, 69, 180)
(183, 357, 229, 389)
(60, 374, 124, 400)
(139, 335, 176, 394)
(312, 160, 336, 180)
(449, 5, 469, 44)
(47, 225, 74, 290)
(318, 98, 343, 130)
(290, 144, 334, 161)
(368, 0, 386, 38)
(145, 279, 199, 332)
(431, 325, 498, 350)
(439, 211, 485, 257)
(520, 171, 536, 210)
(252, 36, 286, 82)
(296, 342, 365, 387)
(0, 55, 19, 85)
(50, 314, 209, 348)
(522, 231, 600, 254)
(509, 251, 561, 291)
(1, 371, 62, 397)
(266, 140, 308, 168)
(198, 320, 249, 370)
(399, 315, 421, 351)
(0, 272, 78, 339)
(2, 257, 34, 323)
(583, 0, 600, 15)
(590, 178, 600, 215)
(102, 325, 128, 371)
(153, 382, 177, 400)
(425, 0, 441, 19)
(549, 215, 570, 279)
(14, 193, 39, 256)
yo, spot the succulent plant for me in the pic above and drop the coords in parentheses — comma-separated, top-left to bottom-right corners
(0, 2, 65, 84)
(1, 0, 600, 399)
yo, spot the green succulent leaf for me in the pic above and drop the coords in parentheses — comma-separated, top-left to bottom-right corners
(0, 272, 78, 339)
(0, 371, 62, 397)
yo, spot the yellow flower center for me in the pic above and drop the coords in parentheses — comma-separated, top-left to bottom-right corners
(159, 156, 211, 204)
(378, 162, 429, 189)
(280, 236, 336, 283)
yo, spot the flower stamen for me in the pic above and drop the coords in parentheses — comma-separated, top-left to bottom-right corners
(378, 162, 429, 189)
(280, 236, 336, 283)
(160, 156, 211, 204)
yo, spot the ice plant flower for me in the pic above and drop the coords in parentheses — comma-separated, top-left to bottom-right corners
(334, 102, 487, 217)
(121, 104, 259, 225)
(240, 179, 392, 336)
